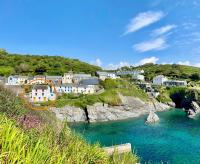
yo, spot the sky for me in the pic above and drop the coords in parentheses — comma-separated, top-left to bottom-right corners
(0, 0, 200, 69)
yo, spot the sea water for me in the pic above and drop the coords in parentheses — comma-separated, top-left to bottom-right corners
(70, 109, 200, 163)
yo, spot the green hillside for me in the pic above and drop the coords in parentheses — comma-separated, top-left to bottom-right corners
(0, 49, 101, 76)
(120, 63, 200, 81)
(0, 85, 139, 163)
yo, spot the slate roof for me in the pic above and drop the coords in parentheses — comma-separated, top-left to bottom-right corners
(46, 76, 62, 80)
(79, 78, 99, 85)
(32, 85, 48, 90)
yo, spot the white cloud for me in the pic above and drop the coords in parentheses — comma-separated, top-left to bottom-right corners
(152, 24, 177, 36)
(137, 57, 159, 65)
(106, 61, 131, 70)
(177, 61, 190, 65)
(124, 11, 165, 35)
(133, 38, 168, 52)
(105, 57, 159, 70)
(177, 61, 200, 67)
(91, 58, 102, 67)
(194, 63, 200, 67)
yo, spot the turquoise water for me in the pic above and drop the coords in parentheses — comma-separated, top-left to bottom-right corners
(70, 109, 200, 163)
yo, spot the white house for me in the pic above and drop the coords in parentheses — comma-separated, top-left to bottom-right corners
(74, 85, 95, 94)
(30, 85, 56, 102)
(62, 71, 73, 84)
(55, 84, 73, 94)
(132, 74, 145, 81)
(6, 75, 28, 85)
(96, 71, 118, 81)
(153, 75, 168, 85)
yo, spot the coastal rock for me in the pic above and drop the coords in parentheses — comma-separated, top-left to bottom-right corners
(146, 111, 159, 124)
(49, 106, 87, 122)
(86, 96, 170, 122)
(187, 101, 200, 118)
(187, 109, 196, 118)
(166, 102, 176, 108)
(50, 95, 171, 123)
(191, 101, 200, 113)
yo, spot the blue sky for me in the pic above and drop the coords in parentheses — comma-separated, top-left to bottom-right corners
(0, 0, 200, 69)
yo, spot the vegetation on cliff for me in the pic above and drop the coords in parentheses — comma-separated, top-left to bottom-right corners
(156, 86, 200, 108)
(51, 79, 148, 108)
(120, 63, 200, 81)
(0, 85, 139, 163)
(0, 49, 101, 76)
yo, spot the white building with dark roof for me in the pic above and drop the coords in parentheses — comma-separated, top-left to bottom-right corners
(153, 75, 168, 85)
(55, 84, 73, 94)
(30, 85, 56, 102)
(96, 71, 118, 81)
(6, 75, 28, 85)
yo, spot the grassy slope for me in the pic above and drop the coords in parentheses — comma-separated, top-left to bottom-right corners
(52, 79, 148, 108)
(121, 63, 200, 81)
(0, 49, 101, 76)
(0, 85, 139, 163)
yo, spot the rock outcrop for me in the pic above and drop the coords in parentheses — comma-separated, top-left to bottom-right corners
(49, 106, 87, 122)
(165, 102, 176, 108)
(50, 95, 171, 123)
(146, 111, 159, 124)
(187, 101, 200, 118)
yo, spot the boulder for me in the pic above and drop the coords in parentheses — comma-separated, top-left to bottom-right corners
(187, 109, 196, 118)
(146, 111, 159, 124)
(166, 102, 176, 108)
(50, 106, 87, 122)
(187, 101, 200, 118)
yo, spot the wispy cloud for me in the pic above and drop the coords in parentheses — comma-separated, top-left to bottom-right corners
(137, 57, 159, 65)
(90, 58, 102, 67)
(123, 11, 165, 35)
(133, 38, 168, 52)
(177, 61, 200, 67)
(105, 57, 159, 70)
(177, 61, 190, 65)
(152, 24, 177, 36)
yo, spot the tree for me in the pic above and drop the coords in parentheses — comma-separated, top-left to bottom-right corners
(190, 73, 200, 81)
(15, 63, 30, 73)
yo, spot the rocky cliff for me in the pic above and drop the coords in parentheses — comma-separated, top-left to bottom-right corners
(50, 95, 170, 123)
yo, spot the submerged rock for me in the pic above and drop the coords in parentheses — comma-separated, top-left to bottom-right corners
(146, 111, 159, 124)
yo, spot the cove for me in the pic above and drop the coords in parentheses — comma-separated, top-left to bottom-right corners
(70, 109, 200, 163)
